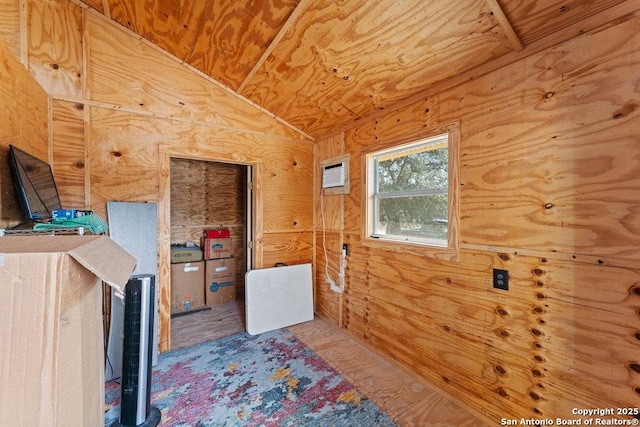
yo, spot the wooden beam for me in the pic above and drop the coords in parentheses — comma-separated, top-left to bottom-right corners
(101, 0, 110, 19)
(237, 0, 311, 94)
(484, 0, 523, 52)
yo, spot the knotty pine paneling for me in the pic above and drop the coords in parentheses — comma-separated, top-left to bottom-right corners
(315, 231, 342, 322)
(51, 100, 86, 209)
(85, 12, 304, 141)
(345, 12, 640, 261)
(315, 133, 343, 233)
(203, 161, 246, 226)
(240, 0, 513, 139)
(261, 144, 314, 233)
(170, 158, 207, 238)
(90, 107, 313, 238)
(502, 0, 627, 47)
(88, 108, 159, 219)
(27, 0, 83, 99)
(262, 231, 313, 268)
(340, 235, 640, 421)
(315, 13, 640, 425)
(0, 0, 20, 59)
(0, 40, 49, 228)
(106, 0, 298, 91)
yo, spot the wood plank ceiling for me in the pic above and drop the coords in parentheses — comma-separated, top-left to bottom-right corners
(78, 0, 631, 140)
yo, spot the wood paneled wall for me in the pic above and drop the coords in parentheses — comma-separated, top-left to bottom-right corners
(3, 0, 639, 423)
(315, 12, 640, 425)
(0, 0, 313, 352)
(0, 40, 49, 227)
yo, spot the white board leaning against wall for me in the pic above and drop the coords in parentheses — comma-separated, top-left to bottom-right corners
(245, 263, 314, 335)
(105, 201, 159, 381)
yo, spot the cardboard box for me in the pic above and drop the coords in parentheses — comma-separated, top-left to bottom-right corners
(202, 237, 231, 259)
(170, 245, 203, 263)
(0, 235, 136, 426)
(204, 228, 230, 238)
(205, 257, 237, 305)
(171, 261, 205, 313)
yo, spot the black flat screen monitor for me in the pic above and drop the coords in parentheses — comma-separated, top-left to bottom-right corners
(8, 144, 62, 222)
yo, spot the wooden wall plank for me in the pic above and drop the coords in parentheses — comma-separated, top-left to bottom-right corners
(88, 108, 159, 219)
(0, 0, 20, 58)
(170, 158, 207, 238)
(502, 0, 627, 46)
(315, 231, 342, 322)
(315, 12, 640, 424)
(0, 39, 49, 228)
(51, 100, 86, 209)
(345, 12, 640, 261)
(85, 12, 305, 141)
(27, 0, 83, 99)
(261, 142, 314, 232)
(342, 234, 640, 420)
(315, 133, 343, 232)
(262, 231, 313, 267)
(106, 0, 298, 92)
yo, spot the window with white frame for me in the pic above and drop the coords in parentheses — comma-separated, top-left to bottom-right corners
(365, 126, 459, 255)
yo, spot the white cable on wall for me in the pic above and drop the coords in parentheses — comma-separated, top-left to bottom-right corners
(320, 188, 346, 294)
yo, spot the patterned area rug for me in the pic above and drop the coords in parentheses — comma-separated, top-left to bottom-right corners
(105, 328, 398, 426)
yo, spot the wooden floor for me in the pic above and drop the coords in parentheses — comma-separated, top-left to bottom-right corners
(171, 301, 488, 427)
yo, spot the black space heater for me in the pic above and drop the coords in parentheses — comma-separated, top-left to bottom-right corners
(113, 275, 161, 427)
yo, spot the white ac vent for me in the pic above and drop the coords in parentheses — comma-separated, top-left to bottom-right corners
(320, 154, 350, 195)
(322, 162, 345, 188)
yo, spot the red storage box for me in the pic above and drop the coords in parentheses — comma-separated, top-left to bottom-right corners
(204, 228, 230, 238)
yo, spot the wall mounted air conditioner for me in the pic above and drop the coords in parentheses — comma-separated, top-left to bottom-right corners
(321, 154, 350, 195)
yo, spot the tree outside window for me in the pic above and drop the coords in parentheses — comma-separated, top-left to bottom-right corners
(369, 134, 449, 247)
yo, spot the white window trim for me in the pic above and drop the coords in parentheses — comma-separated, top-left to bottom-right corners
(362, 120, 460, 262)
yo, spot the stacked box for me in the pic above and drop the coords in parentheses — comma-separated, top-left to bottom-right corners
(170, 245, 203, 263)
(205, 257, 237, 305)
(204, 228, 230, 238)
(170, 261, 205, 314)
(0, 235, 136, 426)
(202, 228, 231, 259)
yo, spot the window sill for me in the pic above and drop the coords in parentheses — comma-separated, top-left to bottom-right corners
(361, 236, 460, 262)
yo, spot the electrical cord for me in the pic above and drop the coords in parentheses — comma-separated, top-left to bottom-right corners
(320, 188, 345, 294)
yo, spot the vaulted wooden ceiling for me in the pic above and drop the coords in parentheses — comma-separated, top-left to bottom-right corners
(78, 0, 633, 140)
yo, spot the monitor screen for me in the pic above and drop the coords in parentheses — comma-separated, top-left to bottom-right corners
(8, 144, 62, 222)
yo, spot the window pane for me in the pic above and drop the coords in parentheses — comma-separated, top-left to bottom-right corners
(374, 194, 448, 242)
(376, 146, 448, 193)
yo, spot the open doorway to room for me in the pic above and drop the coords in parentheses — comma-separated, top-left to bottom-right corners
(168, 157, 252, 349)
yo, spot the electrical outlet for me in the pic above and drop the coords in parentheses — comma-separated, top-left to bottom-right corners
(493, 269, 509, 290)
(342, 243, 348, 255)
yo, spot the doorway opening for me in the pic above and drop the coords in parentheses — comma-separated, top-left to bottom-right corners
(169, 157, 253, 349)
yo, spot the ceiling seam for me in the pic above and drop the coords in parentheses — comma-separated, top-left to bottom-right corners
(237, 0, 312, 95)
(484, 0, 523, 52)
